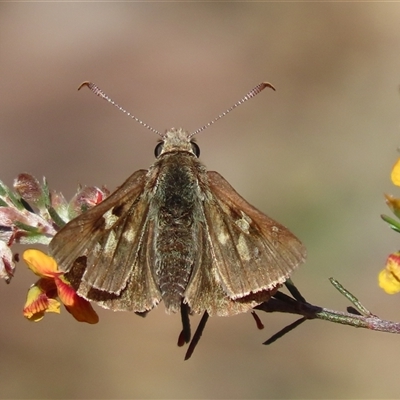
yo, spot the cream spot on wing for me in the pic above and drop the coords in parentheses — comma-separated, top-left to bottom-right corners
(253, 246, 260, 260)
(271, 225, 279, 243)
(218, 230, 229, 245)
(103, 208, 119, 229)
(235, 211, 252, 234)
(122, 227, 135, 242)
(104, 230, 117, 255)
(237, 234, 251, 261)
(93, 242, 102, 257)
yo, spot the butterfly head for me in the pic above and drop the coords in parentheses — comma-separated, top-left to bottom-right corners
(154, 128, 200, 159)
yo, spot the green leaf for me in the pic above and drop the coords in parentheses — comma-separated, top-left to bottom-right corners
(381, 214, 400, 233)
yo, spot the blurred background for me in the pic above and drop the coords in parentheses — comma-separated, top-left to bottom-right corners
(1, 3, 400, 398)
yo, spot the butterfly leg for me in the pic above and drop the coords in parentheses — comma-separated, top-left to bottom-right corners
(184, 311, 209, 360)
(177, 301, 191, 346)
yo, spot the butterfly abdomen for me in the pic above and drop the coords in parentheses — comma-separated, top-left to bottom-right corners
(151, 153, 204, 313)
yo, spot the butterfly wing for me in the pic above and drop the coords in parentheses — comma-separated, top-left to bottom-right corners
(206, 171, 306, 298)
(185, 171, 306, 316)
(49, 169, 162, 311)
(184, 221, 278, 316)
(70, 217, 161, 312)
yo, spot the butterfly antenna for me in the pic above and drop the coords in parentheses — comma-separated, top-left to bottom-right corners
(78, 81, 163, 138)
(189, 82, 275, 138)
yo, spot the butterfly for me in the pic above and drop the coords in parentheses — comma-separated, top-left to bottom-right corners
(49, 81, 306, 324)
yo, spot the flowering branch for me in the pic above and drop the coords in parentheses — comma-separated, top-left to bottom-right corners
(0, 173, 109, 283)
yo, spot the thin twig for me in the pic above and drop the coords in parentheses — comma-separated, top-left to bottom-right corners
(255, 278, 400, 335)
(329, 278, 372, 316)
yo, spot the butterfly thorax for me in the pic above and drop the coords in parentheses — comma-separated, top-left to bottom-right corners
(147, 147, 207, 313)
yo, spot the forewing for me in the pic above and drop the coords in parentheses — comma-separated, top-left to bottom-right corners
(49, 170, 157, 297)
(204, 171, 306, 300)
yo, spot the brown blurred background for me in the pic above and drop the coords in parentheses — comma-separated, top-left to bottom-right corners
(1, 3, 400, 398)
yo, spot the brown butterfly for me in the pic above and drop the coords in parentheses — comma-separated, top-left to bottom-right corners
(49, 82, 306, 324)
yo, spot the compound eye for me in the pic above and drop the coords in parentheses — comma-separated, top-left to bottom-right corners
(154, 142, 164, 158)
(191, 142, 200, 157)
